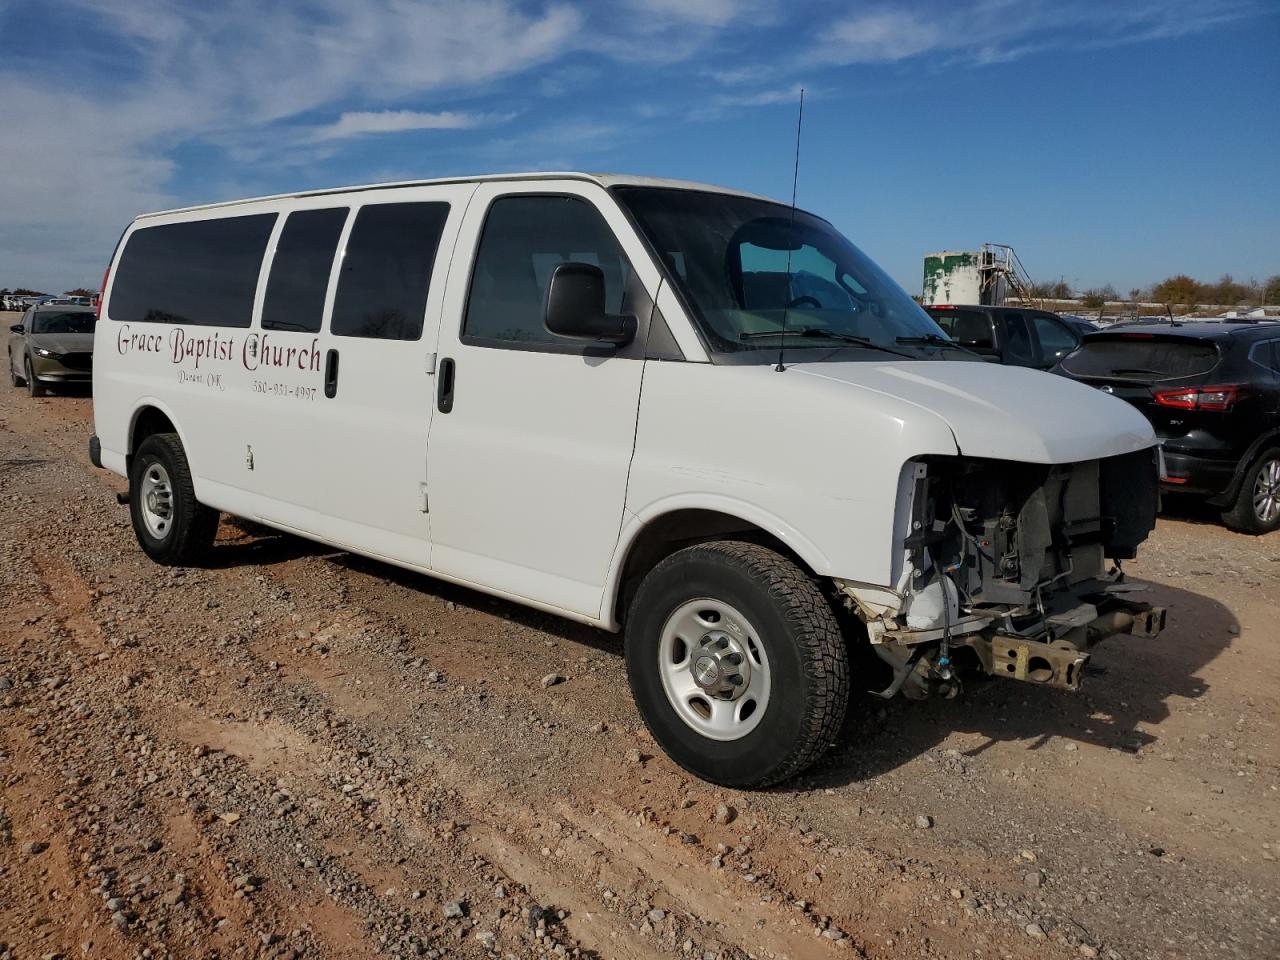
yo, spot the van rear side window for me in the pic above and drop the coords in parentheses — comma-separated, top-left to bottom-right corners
(110, 214, 276, 328)
(330, 202, 449, 341)
(262, 208, 348, 333)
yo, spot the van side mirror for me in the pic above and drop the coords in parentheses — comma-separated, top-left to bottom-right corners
(544, 262, 635, 345)
(9, 324, 23, 334)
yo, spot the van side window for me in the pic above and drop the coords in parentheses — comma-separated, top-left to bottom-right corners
(330, 202, 449, 341)
(463, 195, 632, 347)
(110, 214, 277, 328)
(261, 208, 348, 333)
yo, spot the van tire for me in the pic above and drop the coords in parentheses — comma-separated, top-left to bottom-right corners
(625, 541, 849, 788)
(128, 433, 220, 565)
(1222, 448, 1280, 535)
(25, 358, 45, 397)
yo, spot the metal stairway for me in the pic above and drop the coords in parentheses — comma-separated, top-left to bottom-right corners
(979, 243, 1036, 306)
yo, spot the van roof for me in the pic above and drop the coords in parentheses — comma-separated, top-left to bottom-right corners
(136, 172, 777, 220)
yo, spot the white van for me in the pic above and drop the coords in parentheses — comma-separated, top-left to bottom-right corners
(91, 173, 1165, 787)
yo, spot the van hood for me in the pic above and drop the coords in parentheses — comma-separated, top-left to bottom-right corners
(790, 360, 1156, 463)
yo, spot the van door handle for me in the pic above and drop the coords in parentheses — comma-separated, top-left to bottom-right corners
(324, 348, 339, 398)
(437, 357, 455, 413)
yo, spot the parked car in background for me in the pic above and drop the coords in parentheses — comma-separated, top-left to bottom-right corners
(8, 303, 97, 396)
(923, 304, 1086, 369)
(1057, 322, 1280, 533)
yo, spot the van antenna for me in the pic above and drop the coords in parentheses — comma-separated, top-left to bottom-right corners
(775, 87, 805, 373)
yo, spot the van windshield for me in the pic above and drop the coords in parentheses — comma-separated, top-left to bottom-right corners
(614, 186, 949, 363)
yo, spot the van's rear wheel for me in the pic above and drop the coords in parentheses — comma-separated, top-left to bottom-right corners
(1223, 448, 1280, 534)
(625, 541, 849, 788)
(128, 433, 219, 565)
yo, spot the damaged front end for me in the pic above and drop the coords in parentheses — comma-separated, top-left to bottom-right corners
(838, 448, 1167, 700)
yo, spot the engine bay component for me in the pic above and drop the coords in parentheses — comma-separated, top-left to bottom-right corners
(847, 448, 1165, 697)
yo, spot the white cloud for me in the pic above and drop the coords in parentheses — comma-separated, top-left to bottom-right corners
(308, 109, 512, 142)
(822, 10, 943, 64)
(623, 0, 762, 27)
(816, 0, 1258, 66)
(714, 84, 809, 108)
(0, 0, 585, 290)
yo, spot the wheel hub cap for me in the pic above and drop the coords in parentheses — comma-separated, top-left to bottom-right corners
(139, 463, 174, 540)
(690, 631, 750, 698)
(658, 599, 770, 742)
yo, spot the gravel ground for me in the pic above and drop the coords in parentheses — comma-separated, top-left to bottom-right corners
(1, 334, 1276, 959)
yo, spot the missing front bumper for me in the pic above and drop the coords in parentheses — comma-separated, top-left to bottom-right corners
(867, 595, 1167, 698)
(965, 597, 1166, 691)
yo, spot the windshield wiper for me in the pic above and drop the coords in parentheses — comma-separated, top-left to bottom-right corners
(895, 334, 979, 355)
(740, 328, 914, 359)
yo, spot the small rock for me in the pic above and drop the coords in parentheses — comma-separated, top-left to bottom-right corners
(1025, 871, 1044, 888)
(105, 898, 126, 912)
(474, 930, 496, 950)
(160, 887, 184, 907)
(714, 803, 734, 826)
(915, 815, 933, 830)
(141, 838, 162, 853)
(111, 911, 130, 931)
(625, 748, 644, 764)
(443, 900, 467, 920)
(218, 812, 241, 824)
(540, 673, 564, 689)
(949, 888, 963, 900)
(1019, 849, 1038, 863)
(1079, 946, 1099, 958)
(648, 908, 666, 923)
(24, 841, 48, 855)
(1025, 923, 1046, 940)
(494, 884, 506, 899)
(590, 720, 607, 733)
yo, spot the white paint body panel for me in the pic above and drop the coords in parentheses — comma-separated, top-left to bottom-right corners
(788, 361, 1156, 464)
(92, 173, 1157, 635)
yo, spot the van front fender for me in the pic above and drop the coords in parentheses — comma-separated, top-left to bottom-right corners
(599, 494, 834, 632)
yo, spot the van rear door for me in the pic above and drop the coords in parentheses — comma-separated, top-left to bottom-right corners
(249, 186, 472, 566)
(424, 181, 655, 618)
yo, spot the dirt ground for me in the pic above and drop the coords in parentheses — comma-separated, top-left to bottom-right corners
(1, 326, 1276, 960)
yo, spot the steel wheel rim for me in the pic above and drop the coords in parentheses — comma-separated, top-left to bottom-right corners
(1254, 458, 1280, 524)
(657, 598, 770, 742)
(140, 462, 174, 540)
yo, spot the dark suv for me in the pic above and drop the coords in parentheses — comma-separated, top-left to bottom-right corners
(924, 305, 1089, 370)
(1056, 322, 1280, 533)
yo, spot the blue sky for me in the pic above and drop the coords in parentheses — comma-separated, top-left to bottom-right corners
(1, 0, 1276, 295)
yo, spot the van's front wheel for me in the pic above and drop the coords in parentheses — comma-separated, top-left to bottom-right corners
(129, 433, 219, 565)
(625, 541, 849, 788)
